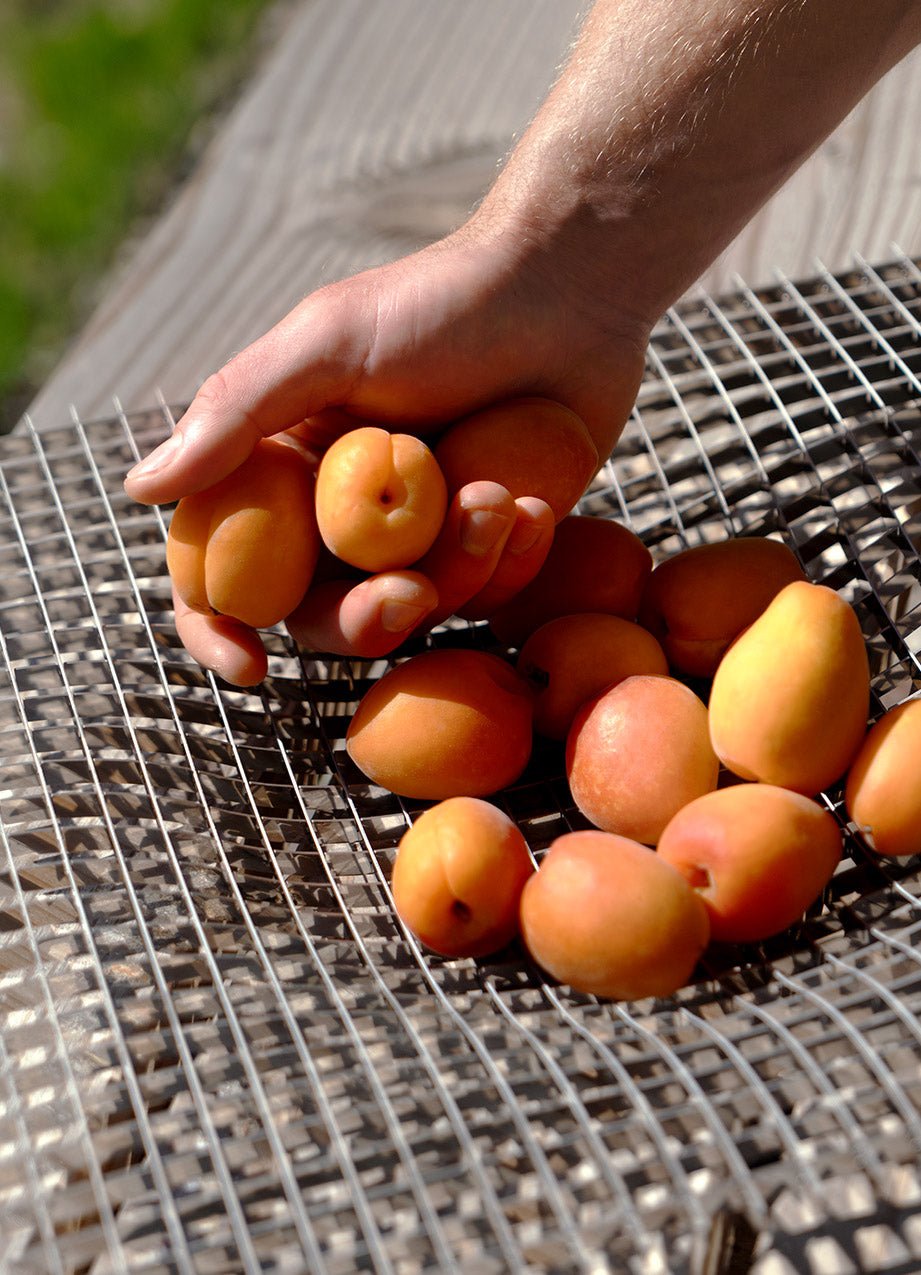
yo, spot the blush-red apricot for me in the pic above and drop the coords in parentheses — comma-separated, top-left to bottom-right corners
(519, 830, 710, 1000)
(566, 674, 718, 845)
(657, 784, 842, 943)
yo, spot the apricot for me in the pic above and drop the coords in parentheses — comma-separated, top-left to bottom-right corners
(638, 536, 806, 677)
(392, 797, 534, 957)
(845, 699, 921, 857)
(566, 674, 718, 845)
(517, 613, 668, 739)
(346, 649, 533, 799)
(485, 515, 653, 646)
(167, 437, 320, 630)
(434, 397, 598, 522)
(314, 426, 448, 572)
(519, 830, 710, 1000)
(708, 581, 870, 795)
(657, 784, 842, 943)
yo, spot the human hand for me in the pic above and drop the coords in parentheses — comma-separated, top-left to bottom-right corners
(124, 213, 650, 683)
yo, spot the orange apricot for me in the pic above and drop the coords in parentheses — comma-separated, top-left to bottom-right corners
(657, 784, 842, 943)
(346, 649, 533, 799)
(708, 581, 870, 794)
(519, 830, 710, 1000)
(845, 699, 921, 857)
(486, 515, 653, 646)
(638, 536, 806, 677)
(392, 797, 534, 958)
(315, 426, 447, 572)
(166, 438, 320, 630)
(566, 675, 718, 845)
(517, 613, 668, 739)
(434, 396, 598, 522)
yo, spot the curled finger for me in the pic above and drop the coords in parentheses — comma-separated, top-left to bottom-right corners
(172, 584, 269, 687)
(286, 571, 438, 658)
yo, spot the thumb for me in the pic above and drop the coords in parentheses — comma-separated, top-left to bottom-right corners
(124, 283, 372, 505)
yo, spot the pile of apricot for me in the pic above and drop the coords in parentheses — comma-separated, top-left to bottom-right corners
(164, 402, 921, 1003)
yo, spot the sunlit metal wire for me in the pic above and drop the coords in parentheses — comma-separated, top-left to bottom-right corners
(1, 254, 920, 1274)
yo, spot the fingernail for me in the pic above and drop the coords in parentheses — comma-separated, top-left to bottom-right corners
(507, 521, 544, 555)
(380, 599, 430, 634)
(126, 430, 184, 483)
(460, 509, 510, 556)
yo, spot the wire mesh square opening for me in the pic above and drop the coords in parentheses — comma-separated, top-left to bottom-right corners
(1, 255, 921, 1275)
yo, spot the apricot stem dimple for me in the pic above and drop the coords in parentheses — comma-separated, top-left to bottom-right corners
(451, 899, 473, 923)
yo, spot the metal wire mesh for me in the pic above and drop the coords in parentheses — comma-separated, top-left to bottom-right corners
(1, 254, 921, 1275)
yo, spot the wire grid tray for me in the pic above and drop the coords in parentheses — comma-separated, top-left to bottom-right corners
(1, 255, 921, 1275)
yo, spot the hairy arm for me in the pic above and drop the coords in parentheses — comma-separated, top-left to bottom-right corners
(479, 0, 921, 336)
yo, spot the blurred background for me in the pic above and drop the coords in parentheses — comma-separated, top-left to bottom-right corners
(4, 0, 921, 435)
(0, 0, 274, 431)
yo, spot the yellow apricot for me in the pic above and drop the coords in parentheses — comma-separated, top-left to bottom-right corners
(845, 699, 921, 857)
(708, 581, 870, 794)
(315, 426, 447, 572)
(166, 438, 320, 630)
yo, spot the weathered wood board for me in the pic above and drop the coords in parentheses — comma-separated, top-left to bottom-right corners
(24, 0, 921, 430)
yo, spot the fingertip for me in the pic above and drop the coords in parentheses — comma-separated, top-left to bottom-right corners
(287, 571, 438, 657)
(125, 394, 265, 505)
(506, 497, 555, 554)
(456, 497, 555, 620)
(174, 597, 268, 686)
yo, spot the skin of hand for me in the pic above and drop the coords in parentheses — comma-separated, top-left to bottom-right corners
(125, 0, 921, 683)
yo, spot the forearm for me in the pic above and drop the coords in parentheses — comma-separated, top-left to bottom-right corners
(476, 0, 921, 323)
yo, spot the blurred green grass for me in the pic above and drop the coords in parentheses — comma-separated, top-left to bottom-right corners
(0, 0, 273, 429)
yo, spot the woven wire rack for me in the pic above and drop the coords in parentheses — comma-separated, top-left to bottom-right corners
(2, 254, 921, 1275)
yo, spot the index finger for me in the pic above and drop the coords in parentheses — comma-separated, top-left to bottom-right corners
(124, 286, 373, 505)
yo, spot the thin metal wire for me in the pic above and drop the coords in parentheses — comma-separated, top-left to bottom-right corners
(741, 995, 888, 1190)
(106, 406, 394, 1271)
(270, 720, 527, 1272)
(611, 1002, 770, 1230)
(2, 256, 921, 1275)
(4, 433, 262, 1271)
(311, 716, 602, 1271)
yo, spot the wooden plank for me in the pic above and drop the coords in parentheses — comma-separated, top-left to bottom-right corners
(24, 2, 921, 429)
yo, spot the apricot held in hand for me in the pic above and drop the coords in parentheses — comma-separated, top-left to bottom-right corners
(845, 698, 921, 857)
(346, 649, 533, 799)
(708, 581, 870, 795)
(434, 396, 598, 522)
(638, 536, 806, 677)
(517, 612, 668, 739)
(519, 830, 710, 1000)
(392, 797, 534, 958)
(485, 515, 653, 646)
(566, 674, 718, 846)
(657, 784, 842, 943)
(315, 426, 448, 572)
(166, 438, 320, 630)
